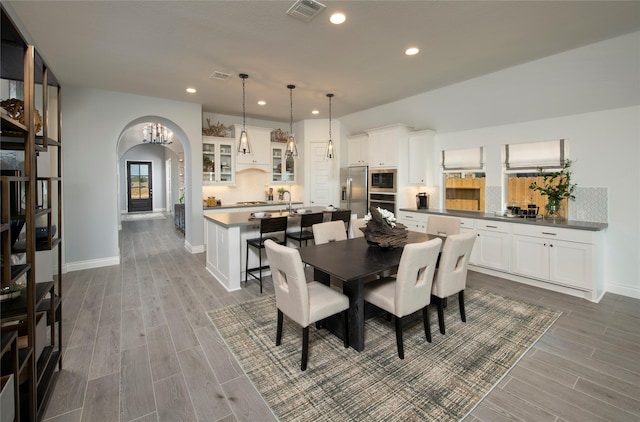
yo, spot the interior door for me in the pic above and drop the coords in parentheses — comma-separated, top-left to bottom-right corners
(127, 161, 153, 212)
(307, 142, 333, 207)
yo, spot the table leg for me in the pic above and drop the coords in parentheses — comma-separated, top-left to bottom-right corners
(342, 278, 365, 352)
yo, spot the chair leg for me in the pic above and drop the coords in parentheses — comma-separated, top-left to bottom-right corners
(395, 316, 404, 359)
(301, 326, 309, 371)
(342, 310, 349, 348)
(437, 297, 445, 335)
(245, 242, 249, 284)
(458, 290, 466, 322)
(422, 306, 431, 343)
(386, 312, 392, 322)
(276, 309, 283, 346)
(258, 247, 263, 294)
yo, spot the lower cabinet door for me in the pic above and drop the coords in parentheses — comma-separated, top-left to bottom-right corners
(549, 240, 592, 289)
(511, 235, 549, 280)
(475, 230, 510, 271)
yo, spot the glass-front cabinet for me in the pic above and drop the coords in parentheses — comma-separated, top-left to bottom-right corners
(271, 144, 295, 183)
(203, 136, 234, 184)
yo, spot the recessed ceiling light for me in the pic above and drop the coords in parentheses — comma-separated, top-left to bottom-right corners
(312, 110, 319, 115)
(330, 13, 346, 24)
(405, 47, 419, 56)
(186, 87, 197, 93)
(258, 100, 266, 106)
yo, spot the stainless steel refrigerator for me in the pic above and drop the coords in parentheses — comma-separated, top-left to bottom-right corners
(340, 166, 368, 217)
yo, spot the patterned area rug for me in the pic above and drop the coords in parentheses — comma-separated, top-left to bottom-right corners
(121, 212, 167, 221)
(207, 288, 561, 421)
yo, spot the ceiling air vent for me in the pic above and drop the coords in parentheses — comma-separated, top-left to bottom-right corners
(209, 71, 231, 80)
(286, 0, 326, 22)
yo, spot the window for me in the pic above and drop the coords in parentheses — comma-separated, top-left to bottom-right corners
(504, 139, 569, 216)
(442, 147, 485, 211)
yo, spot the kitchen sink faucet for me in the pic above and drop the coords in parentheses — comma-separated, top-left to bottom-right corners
(282, 190, 292, 214)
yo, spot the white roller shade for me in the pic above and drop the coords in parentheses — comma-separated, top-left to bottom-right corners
(506, 139, 566, 170)
(442, 147, 484, 171)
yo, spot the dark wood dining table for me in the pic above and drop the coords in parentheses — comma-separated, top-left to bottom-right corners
(298, 231, 439, 351)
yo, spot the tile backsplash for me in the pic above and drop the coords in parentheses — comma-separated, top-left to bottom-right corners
(568, 187, 608, 223)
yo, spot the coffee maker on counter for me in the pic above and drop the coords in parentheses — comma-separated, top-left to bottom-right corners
(416, 192, 429, 209)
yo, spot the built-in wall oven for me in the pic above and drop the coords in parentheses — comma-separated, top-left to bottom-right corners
(369, 169, 396, 214)
(369, 193, 396, 214)
(369, 169, 396, 193)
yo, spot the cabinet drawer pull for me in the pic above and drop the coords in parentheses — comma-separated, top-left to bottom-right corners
(485, 225, 498, 229)
(405, 215, 414, 219)
(541, 232, 557, 236)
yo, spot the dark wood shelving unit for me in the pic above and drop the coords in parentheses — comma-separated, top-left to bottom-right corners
(1, 5, 63, 421)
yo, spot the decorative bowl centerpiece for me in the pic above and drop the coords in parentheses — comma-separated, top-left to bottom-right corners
(360, 207, 408, 248)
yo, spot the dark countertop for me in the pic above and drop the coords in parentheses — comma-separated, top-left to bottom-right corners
(398, 208, 608, 232)
(205, 205, 336, 228)
(204, 200, 303, 211)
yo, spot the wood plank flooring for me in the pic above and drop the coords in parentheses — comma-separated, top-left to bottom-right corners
(44, 216, 640, 421)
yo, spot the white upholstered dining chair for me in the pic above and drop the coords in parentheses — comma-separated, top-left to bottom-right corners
(363, 238, 442, 359)
(426, 215, 461, 237)
(431, 230, 477, 334)
(264, 239, 349, 371)
(312, 220, 348, 245)
(350, 218, 366, 238)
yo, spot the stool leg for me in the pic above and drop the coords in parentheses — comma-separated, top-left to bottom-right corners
(245, 241, 249, 284)
(258, 246, 263, 294)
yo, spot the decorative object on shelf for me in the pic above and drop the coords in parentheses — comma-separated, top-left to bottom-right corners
(528, 159, 577, 219)
(325, 93, 335, 159)
(142, 123, 173, 145)
(361, 207, 408, 248)
(277, 187, 286, 200)
(285, 84, 298, 158)
(202, 118, 228, 137)
(270, 128, 289, 143)
(0, 98, 43, 133)
(237, 73, 252, 154)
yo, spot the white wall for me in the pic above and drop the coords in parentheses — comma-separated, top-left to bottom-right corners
(63, 87, 202, 271)
(340, 32, 640, 299)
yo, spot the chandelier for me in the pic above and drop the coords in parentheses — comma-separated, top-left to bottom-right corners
(142, 123, 173, 145)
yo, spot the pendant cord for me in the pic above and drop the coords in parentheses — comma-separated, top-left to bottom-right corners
(242, 77, 246, 129)
(289, 87, 293, 134)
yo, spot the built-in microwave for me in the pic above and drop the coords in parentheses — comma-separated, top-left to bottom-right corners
(369, 169, 396, 192)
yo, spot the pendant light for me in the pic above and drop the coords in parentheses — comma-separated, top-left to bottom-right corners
(286, 84, 298, 158)
(237, 73, 252, 155)
(325, 93, 335, 159)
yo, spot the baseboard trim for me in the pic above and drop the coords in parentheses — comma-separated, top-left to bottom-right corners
(605, 282, 640, 299)
(66, 255, 120, 272)
(185, 240, 205, 254)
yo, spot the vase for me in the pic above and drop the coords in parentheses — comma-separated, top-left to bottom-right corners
(545, 198, 563, 219)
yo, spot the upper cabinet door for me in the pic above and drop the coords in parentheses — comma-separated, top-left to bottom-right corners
(408, 130, 435, 185)
(347, 134, 368, 166)
(235, 125, 270, 171)
(203, 136, 235, 185)
(271, 144, 295, 183)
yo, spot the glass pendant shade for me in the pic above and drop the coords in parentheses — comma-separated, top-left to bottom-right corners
(325, 93, 335, 159)
(286, 84, 299, 157)
(237, 73, 252, 154)
(238, 129, 250, 154)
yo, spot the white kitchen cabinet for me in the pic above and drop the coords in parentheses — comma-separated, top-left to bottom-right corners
(235, 125, 271, 171)
(458, 217, 479, 264)
(271, 144, 295, 183)
(347, 134, 368, 166)
(472, 220, 511, 271)
(397, 210, 427, 232)
(367, 126, 409, 168)
(408, 130, 435, 185)
(203, 136, 235, 184)
(511, 225, 593, 291)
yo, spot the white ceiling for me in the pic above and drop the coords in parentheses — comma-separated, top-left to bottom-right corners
(6, 1, 640, 123)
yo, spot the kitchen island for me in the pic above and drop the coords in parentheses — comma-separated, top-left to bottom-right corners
(204, 206, 337, 291)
